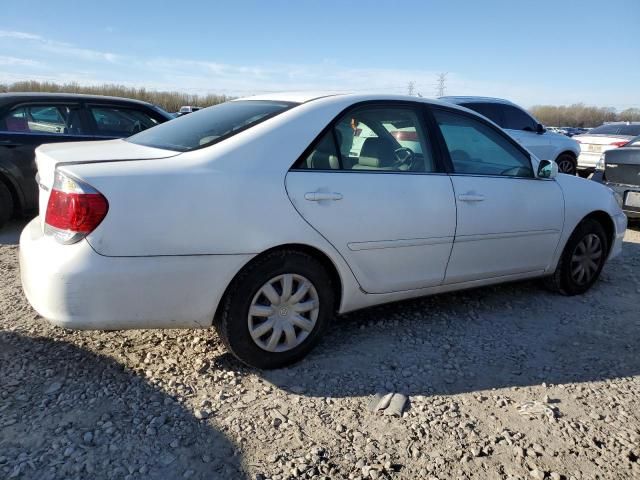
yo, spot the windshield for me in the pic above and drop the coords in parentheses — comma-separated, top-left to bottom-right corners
(127, 100, 296, 151)
(589, 124, 640, 136)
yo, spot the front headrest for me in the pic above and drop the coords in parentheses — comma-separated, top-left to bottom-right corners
(359, 137, 395, 167)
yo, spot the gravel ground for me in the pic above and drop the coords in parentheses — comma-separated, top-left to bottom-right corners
(1, 224, 639, 480)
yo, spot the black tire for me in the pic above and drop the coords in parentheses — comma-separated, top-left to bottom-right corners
(214, 250, 335, 369)
(555, 153, 577, 175)
(0, 180, 14, 229)
(545, 218, 608, 296)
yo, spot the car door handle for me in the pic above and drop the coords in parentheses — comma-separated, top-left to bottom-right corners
(0, 140, 19, 148)
(304, 192, 343, 202)
(458, 193, 485, 202)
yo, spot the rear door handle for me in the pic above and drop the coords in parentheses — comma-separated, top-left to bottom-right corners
(458, 193, 485, 202)
(304, 192, 343, 202)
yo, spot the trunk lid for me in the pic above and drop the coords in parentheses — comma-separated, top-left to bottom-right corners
(36, 139, 179, 231)
(604, 147, 640, 186)
(574, 134, 633, 155)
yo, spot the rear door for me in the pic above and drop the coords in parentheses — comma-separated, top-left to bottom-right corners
(0, 102, 92, 211)
(430, 107, 564, 284)
(85, 104, 167, 138)
(286, 102, 457, 294)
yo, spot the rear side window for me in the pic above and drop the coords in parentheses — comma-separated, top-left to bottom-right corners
(295, 105, 436, 172)
(461, 102, 504, 127)
(434, 109, 533, 177)
(0, 104, 85, 135)
(89, 106, 161, 137)
(127, 100, 295, 151)
(501, 105, 538, 131)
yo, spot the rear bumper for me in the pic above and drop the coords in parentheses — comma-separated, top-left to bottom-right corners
(19, 218, 253, 330)
(578, 151, 600, 169)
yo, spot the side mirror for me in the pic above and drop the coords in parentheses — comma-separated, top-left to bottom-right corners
(536, 123, 546, 135)
(537, 159, 558, 179)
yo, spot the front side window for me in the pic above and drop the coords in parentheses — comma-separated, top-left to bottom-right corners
(434, 109, 533, 177)
(296, 105, 435, 172)
(502, 105, 538, 131)
(0, 104, 85, 135)
(90, 106, 161, 137)
(128, 100, 294, 151)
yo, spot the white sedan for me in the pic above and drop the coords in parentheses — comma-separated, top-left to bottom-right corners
(20, 93, 627, 368)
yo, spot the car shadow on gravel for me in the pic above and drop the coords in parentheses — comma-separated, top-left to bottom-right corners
(0, 331, 246, 480)
(253, 240, 640, 400)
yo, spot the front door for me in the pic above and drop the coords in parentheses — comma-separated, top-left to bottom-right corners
(286, 103, 457, 294)
(431, 107, 564, 284)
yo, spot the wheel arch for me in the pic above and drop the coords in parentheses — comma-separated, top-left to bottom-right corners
(555, 150, 577, 162)
(213, 243, 344, 324)
(0, 169, 22, 215)
(582, 210, 615, 255)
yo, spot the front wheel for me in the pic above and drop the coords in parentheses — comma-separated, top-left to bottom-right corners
(555, 154, 577, 175)
(545, 218, 608, 295)
(214, 250, 335, 369)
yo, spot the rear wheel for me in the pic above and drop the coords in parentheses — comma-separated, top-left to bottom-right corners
(214, 250, 335, 369)
(0, 181, 14, 229)
(545, 218, 608, 295)
(555, 153, 577, 175)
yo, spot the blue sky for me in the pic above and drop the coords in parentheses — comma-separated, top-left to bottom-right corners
(1, 0, 638, 109)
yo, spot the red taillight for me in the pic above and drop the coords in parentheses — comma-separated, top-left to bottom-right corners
(46, 190, 108, 232)
(610, 140, 628, 148)
(44, 170, 108, 244)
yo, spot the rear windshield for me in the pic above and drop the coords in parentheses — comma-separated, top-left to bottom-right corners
(127, 100, 295, 152)
(589, 124, 640, 136)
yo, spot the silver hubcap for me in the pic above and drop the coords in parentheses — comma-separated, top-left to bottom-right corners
(248, 274, 319, 353)
(558, 158, 574, 174)
(570, 233, 603, 285)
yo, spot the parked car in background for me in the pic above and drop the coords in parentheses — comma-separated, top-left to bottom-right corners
(592, 134, 640, 219)
(574, 122, 640, 175)
(177, 105, 202, 116)
(440, 96, 581, 175)
(560, 127, 584, 137)
(0, 93, 172, 228)
(19, 93, 626, 369)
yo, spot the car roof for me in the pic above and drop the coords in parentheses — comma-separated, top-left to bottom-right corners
(0, 92, 157, 108)
(235, 91, 468, 109)
(439, 95, 518, 106)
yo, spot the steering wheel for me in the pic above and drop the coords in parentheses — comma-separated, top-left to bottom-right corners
(131, 121, 144, 134)
(394, 147, 415, 165)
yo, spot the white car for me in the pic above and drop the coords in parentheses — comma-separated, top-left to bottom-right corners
(20, 93, 626, 368)
(440, 96, 581, 175)
(574, 122, 640, 174)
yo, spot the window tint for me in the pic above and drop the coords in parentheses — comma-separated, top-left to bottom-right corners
(90, 106, 161, 137)
(461, 102, 504, 127)
(0, 104, 85, 135)
(502, 105, 538, 131)
(434, 110, 533, 177)
(297, 106, 435, 172)
(128, 100, 293, 151)
(588, 124, 640, 136)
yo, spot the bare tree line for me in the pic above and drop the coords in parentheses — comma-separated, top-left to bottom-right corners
(0, 81, 230, 113)
(2, 81, 638, 127)
(529, 103, 640, 128)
